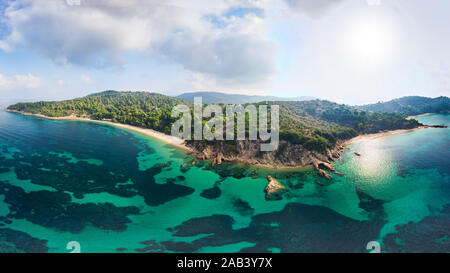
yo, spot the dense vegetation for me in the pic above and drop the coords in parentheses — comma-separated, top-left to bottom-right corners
(358, 96, 450, 116)
(7, 91, 188, 135)
(7, 91, 421, 152)
(270, 100, 419, 151)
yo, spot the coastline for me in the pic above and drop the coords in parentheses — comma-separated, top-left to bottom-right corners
(5, 109, 442, 172)
(343, 126, 430, 145)
(406, 113, 433, 120)
(5, 109, 315, 171)
(344, 112, 448, 145)
(5, 110, 192, 153)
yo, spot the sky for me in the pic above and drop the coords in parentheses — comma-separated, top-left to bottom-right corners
(0, 0, 449, 105)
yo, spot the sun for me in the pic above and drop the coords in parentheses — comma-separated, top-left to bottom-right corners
(341, 15, 396, 66)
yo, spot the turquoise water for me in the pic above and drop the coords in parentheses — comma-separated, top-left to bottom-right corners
(0, 111, 448, 253)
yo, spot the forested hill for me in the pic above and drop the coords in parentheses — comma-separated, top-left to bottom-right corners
(7, 91, 189, 135)
(358, 96, 450, 115)
(7, 91, 420, 153)
(177, 91, 315, 104)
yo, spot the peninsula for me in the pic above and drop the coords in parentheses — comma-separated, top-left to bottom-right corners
(7, 91, 448, 178)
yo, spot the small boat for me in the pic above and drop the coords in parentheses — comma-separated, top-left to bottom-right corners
(354, 152, 361, 156)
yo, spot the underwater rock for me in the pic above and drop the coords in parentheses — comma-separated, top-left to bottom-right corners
(315, 180, 325, 186)
(180, 162, 189, 173)
(264, 175, 287, 201)
(0, 228, 49, 253)
(232, 198, 255, 216)
(153, 161, 171, 169)
(355, 188, 385, 215)
(200, 186, 221, 199)
(317, 169, 332, 180)
(354, 152, 361, 157)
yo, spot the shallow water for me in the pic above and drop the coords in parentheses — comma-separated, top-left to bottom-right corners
(0, 111, 448, 253)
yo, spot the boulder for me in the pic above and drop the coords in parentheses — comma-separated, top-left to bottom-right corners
(154, 161, 171, 168)
(317, 169, 332, 180)
(264, 175, 287, 201)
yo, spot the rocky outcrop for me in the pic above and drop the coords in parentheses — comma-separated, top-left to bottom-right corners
(422, 124, 448, 128)
(316, 169, 332, 180)
(180, 162, 189, 173)
(327, 143, 345, 161)
(187, 139, 342, 169)
(187, 139, 346, 178)
(212, 152, 224, 165)
(264, 175, 287, 201)
(311, 158, 344, 179)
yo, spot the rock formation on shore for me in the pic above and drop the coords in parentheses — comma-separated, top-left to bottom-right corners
(187, 139, 345, 171)
(311, 158, 345, 179)
(422, 124, 448, 128)
(264, 175, 287, 201)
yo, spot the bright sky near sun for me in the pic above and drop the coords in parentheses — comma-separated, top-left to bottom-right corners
(0, 0, 449, 104)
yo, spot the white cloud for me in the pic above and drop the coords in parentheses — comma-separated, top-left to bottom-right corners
(0, 0, 278, 84)
(0, 73, 42, 91)
(81, 74, 93, 84)
(284, 0, 344, 18)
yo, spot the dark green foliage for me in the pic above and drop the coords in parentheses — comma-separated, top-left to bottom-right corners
(7, 91, 189, 135)
(358, 96, 450, 116)
(7, 91, 422, 153)
(273, 100, 419, 150)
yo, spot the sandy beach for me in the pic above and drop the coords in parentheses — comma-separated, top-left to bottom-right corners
(344, 113, 446, 145)
(343, 126, 429, 145)
(406, 113, 433, 120)
(5, 110, 192, 152)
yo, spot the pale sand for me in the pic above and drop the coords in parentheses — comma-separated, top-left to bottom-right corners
(6, 110, 192, 152)
(343, 126, 428, 145)
(406, 113, 433, 120)
(346, 112, 439, 145)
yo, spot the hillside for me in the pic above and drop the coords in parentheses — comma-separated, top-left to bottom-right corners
(358, 96, 450, 116)
(7, 91, 189, 135)
(7, 91, 421, 169)
(177, 91, 315, 104)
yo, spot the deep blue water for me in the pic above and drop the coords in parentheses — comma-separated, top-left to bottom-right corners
(0, 111, 449, 253)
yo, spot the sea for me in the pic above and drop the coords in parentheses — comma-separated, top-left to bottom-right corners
(0, 110, 448, 253)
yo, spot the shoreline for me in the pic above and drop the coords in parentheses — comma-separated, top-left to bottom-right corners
(343, 126, 430, 145)
(5, 109, 443, 172)
(5, 110, 192, 153)
(5, 109, 317, 171)
(406, 113, 433, 120)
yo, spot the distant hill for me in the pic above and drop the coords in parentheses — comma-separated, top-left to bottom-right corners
(358, 96, 450, 116)
(177, 91, 315, 104)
